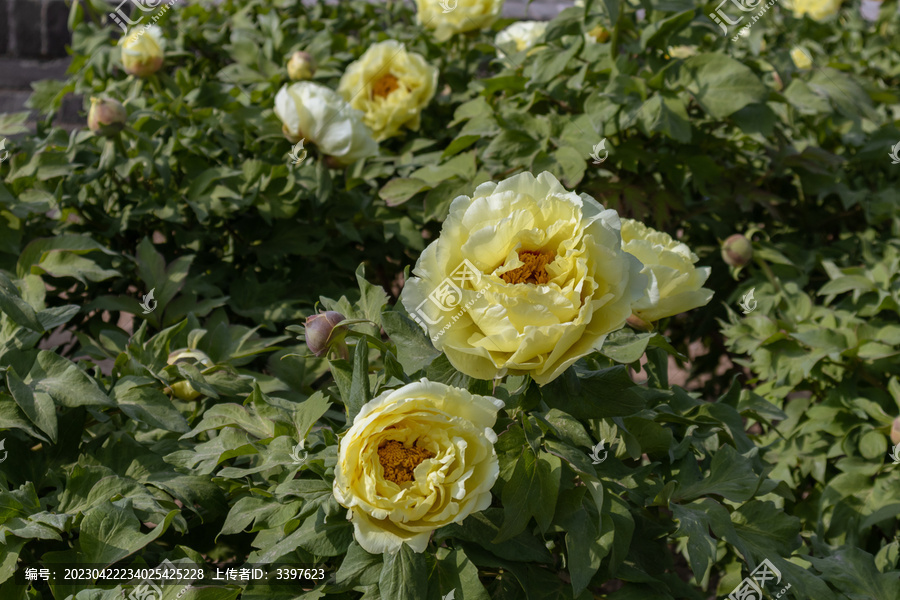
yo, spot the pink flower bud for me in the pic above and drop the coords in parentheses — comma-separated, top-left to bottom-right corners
(721, 234, 753, 267)
(87, 97, 127, 137)
(891, 417, 900, 446)
(305, 311, 349, 357)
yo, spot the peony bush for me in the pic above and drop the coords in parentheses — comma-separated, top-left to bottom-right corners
(1, 0, 899, 598)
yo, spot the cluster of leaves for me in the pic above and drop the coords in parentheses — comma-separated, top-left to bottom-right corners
(1, 0, 899, 598)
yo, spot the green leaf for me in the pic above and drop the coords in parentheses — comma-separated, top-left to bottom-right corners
(638, 93, 692, 143)
(674, 445, 760, 503)
(0, 272, 43, 332)
(293, 390, 332, 440)
(58, 498, 176, 564)
(807, 547, 900, 599)
(25, 351, 113, 408)
(529, 36, 583, 85)
(6, 369, 58, 443)
(640, 10, 694, 50)
(336, 541, 383, 587)
(541, 365, 645, 420)
(16, 234, 118, 280)
(496, 450, 561, 542)
(600, 329, 654, 364)
(354, 264, 390, 328)
(381, 310, 440, 374)
(434, 547, 491, 600)
(112, 377, 190, 433)
(378, 178, 431, 207)
(379, 545, 428, 599)
(346, 340, 371, 422)
(135, 237, 195, 313)
(680, 54, 767, 119)
(435, 509, 553, 564)
(671, 501, 721, 582)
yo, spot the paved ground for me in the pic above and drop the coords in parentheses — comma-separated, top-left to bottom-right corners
(0, 0, 576, 132)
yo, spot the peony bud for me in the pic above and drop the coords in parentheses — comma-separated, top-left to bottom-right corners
(626, 313, 654, 332)
(166, 348, 213, 401)
(721, 234, 753, 267)
(790, 47, 812, 70)
(287, 51, 317, 81)
(119, 25, 165, 77)
(587, 25, 610, 43)
(305, 311, 349, 357)
(88, 97, 127, 136)
(891, 417, 900, 446)
(170, 381, 200, 401)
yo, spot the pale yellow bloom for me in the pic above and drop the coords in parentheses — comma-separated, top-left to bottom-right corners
(119, 25, 165, 77)
(620, 219, 713, 323)
(333, 380, 503, 554)
(414, 0, 505, 42)
(790, 47, 813, 69)
(400, 172, 647, 385)
(792, 0, 842, 20)
(495, 21, 548, 53)
(274, 82, 377, 166)
(338, 41, 438, 141)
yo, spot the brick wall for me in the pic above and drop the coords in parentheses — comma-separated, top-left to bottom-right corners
(0, 0, 573, 131)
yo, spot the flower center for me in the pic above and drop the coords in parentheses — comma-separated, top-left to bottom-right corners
(500, 250, 555, 285)
(377, 440, 435, 485)
(372, 74, 401, 99)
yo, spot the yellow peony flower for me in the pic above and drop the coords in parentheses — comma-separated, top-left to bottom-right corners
(119, 25, 165, 77)
(333, 379, 503, 554)
(413, 0, 505, 42)
(274, 82, 378, 166)
(620, 219, 713, 323)
(337, 41, 438, 142)
(400, 171, 647, 385)
(495, 21, 548, 53)
(790, 47, 813, 70)
(792, 0, 842, 20)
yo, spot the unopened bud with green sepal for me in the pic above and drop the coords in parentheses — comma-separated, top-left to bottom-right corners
(88, 97, 127, 137)
(721, 234, 753, 267)
(305, 311, 349, 358)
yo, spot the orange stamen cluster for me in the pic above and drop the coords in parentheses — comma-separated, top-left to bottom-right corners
(377, 440, 434, 484)
(372, 74, 401, 99)
(500, 250, 555, 285)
